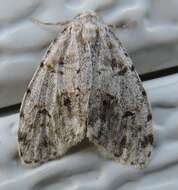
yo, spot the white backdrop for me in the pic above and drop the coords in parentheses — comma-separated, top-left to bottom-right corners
(1, 74, 178, 190)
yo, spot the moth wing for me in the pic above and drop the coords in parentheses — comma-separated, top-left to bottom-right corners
(87, 33, 153, 168)
(18, 40, 86, 165)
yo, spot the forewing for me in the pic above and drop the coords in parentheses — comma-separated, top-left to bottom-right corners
(18, 34, 86, 165)
(87, 30, 153, 168)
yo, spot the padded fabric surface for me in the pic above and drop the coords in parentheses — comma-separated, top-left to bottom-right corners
(0, 74, 178, 190)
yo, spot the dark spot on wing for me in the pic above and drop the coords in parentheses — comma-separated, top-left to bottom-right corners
(147, 114, 152, 121)
(59, 61, 64, 65)
(141, 137, 148, 148)
(26, 88, 31, 94)
(130, 65, 135, 71)
(97, 70, 101, 75)
(106, 93, 115, 99)
(40, 61, 44, 67)
(111, 58, 117, 70)
(148, 151, 151, 157)
(34, 105, 38, 109)
(46, 49, 51, 56)
(53, 38, 58, 43)
(38, 108, 51, 117)
(76, 69, 80, 73)
(53, 152, 57, 156)
(142, 90, 146, 96)
(20, 111, 24, 118)
(123, 111, 134, 117)
(117, 66, 128, 75)
(108, 41, 113, 49)
(64, 98, 71, 106)
(18, 132, 27, 141)
(59, 71, 64, 75)
(147, 134, 154, 145)
(46, 63, 54, 70)
(120, 136, 127, 147)
(42, 139, 48, 147)
(141, 134, 153, 148)
(100, 98, 111, 122)
(114, 152, 122, 157)
(39, 108, 48, 114)
(102, 100, 108, 106)
(96, 129, 102, 139)
(124, 52, 128, 57)
(24, 160, 32, 164)
(61, 27, 67, 33)
(34, 159, 39, 163)
(139, 162, 145, 166)
(20, 150, 23, 156)
(76, 87, 80, 91)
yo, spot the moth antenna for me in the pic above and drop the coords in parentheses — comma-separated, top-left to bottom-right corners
(31, 17, 70, 28)
(108, 24, 117, 29)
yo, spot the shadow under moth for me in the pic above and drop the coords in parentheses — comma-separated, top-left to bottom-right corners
(17, 11, 153, 168)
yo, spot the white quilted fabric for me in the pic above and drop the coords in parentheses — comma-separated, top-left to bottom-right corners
(0, 74, 178, 190)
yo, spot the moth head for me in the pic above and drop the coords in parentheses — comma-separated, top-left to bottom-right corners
(82, 22, 98, 42)
(74, 11, 100, 42)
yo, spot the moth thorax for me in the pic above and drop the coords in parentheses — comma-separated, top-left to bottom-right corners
(82, 22, 98, 42)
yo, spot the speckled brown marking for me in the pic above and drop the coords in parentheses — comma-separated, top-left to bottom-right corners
(46, 62, 54, 70)
(123, 111, 134, 117)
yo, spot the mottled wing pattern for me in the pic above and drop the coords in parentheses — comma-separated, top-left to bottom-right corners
(18, 33, 86, 165)
(87, 29, 153, 168)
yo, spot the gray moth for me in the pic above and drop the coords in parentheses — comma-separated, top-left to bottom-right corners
(17, 11, 153, 168)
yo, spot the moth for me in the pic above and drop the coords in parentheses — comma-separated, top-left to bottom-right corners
(18, 11, 153, 168)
